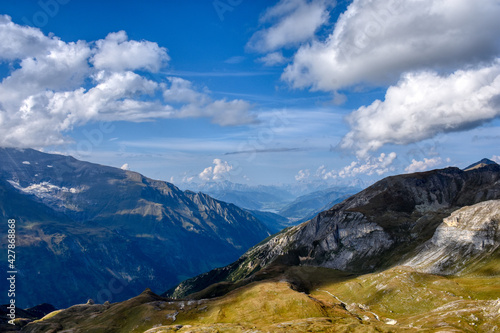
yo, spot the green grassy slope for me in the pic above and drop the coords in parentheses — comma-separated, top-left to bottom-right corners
(23, 257, 500, 332)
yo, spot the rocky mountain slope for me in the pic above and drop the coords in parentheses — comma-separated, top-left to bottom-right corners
(405, 199, 500, 274)
(0, 148, 271, 308)
(168, 162, 500, 298)
(18, 160, 500, 332)
(21, 207, 500, 332)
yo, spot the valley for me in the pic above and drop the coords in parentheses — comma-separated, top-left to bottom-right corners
(10, 158, 500, 332)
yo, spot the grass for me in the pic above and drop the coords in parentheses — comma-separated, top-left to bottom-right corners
(23, 260, 500, 332)
(32, 309, 62, 322)
(179, 281, 330, 325)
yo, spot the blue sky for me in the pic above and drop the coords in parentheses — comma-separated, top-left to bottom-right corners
(0, 0, 499, 186)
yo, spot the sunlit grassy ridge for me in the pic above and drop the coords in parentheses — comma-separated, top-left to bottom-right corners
(24, 259, 500, 332)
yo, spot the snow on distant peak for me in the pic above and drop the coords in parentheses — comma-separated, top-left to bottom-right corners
(7, 180, 86, 198)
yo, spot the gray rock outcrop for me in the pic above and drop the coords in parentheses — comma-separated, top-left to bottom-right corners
(405, 199, 500, 274)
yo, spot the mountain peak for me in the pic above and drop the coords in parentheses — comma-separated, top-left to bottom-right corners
(464, 158, 498, 171)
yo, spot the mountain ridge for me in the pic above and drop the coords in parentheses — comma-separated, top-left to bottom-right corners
(0, 147, 271, 308)
(19, 160, 500, 333)
(167, 163, 500, 299)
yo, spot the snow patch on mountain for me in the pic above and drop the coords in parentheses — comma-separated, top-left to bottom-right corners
(7, 180, 86, 198)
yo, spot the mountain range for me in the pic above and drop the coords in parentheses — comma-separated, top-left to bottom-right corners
(180, 180, 364, 214)
(0, 148, 271, 309)
(17, 158, 500, 332)
(167, 162, 500, 298)
(182, 181, 361, 233)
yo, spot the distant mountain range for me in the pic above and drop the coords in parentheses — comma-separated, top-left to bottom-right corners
(240, 186, 359, 234)
(185, 180, 294, 211)
(180, 179, 367, 213)
(277, 186, 359, 223)
(0, 148, 271, 309)
(19, 159, 500, 332)
(181, 180, 362, 228)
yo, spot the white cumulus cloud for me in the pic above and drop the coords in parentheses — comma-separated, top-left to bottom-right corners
(340, 61, 500, 156)
(315, 165, 337, 180)
(257, 51, 288, 66)
(405, 157, 443, 173)
(295, 169, 310, 181)
(282, 0, 500, 91)
(199, 159, 233, 181)
(163, 77, 209, 105)
(0, 15, 256, 148)
(338, 152, 397, 178)
(91, 31, 169, 72)
(163, 77, 257, 126)
(0, 15, 57, 60)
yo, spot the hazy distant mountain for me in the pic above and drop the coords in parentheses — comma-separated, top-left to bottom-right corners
(181, 179, 369, 211)
(182, 181, 365, 227)
(245, 209, 292, 234)
(180, 180, 295, 211)
(278, 186, 360, 223)
(0, 148, 270, 309)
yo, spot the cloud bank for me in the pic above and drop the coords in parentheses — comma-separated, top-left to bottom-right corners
(259, 0, 500, 157)
(341, 62, 500, 155)
(297, 152, 397, 180)
(282, 0, 500, 91)
(0, 15, 256, 148)
(405, 157, 443, 173)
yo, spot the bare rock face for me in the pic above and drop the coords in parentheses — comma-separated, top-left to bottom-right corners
(405, 200, 500, 274)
